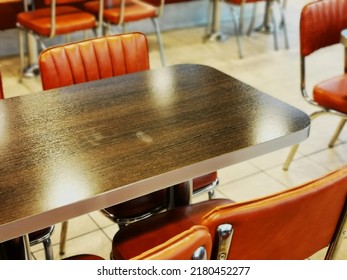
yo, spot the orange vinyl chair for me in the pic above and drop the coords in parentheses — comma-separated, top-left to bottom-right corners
(38, 32, 219, 255)
(82, 0, 166, 66)
(0, 72, 55, 260)
(16, 0, 97, 80)
(112, 165, 347, 260)
(283, 0, 347, 171)
(222, 0, 289, 58)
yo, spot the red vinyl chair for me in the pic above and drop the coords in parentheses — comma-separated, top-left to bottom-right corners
(112, 165, 347, 260)
(0, 72, 55, 260)
(283, 0, 347, 171)
(38, 32, 219, 255)
(16, 0, 97, 80)
(0, 0, 24, 30)
(82, 0, 166, 66)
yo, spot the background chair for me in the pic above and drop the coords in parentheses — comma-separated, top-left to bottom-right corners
(0, 72, 55, 260)
(16, 0, 97, 80)
(223, 0, 288, 58)
(283, 0, 347, 171)
(82, 0, 166, 66)
(38, 32, 219, 255)
(0, 0, 24, 30)
(112, 165, 347, 260)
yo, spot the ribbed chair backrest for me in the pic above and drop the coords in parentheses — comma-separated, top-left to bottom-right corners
(300, 0, 347, 57)
(202, 166, 347, 260)
(131, 225, 212, 260)
(39, 32, 150, 90)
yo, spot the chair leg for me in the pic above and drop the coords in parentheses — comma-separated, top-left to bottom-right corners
(59, 221, 68, 255)
(230, 7, 243, 59)
(283, 108, 332, 171)
(208, 189, 215, 200)
(282, 143, 299, 171)
(246, 3, 257, 36)
(277, 0, 289, 49)
(270, 4, 279, 51)
(18, 28, 25, 82)
(151, 18, 166, 67)
(328, 119, 347, 148)
(42, 238, 54, 260)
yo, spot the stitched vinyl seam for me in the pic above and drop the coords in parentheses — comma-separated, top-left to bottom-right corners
(120, 36, 129, 74)
(91, 40, 102, 80)
(106, 37, 116, 77)
(74, 43, 87, 84)
(51, 50, 65, 89)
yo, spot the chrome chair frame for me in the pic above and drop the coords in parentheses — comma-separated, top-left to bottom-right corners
(29, 226, 55, 260)
(283, 30, 347, 171)
(97, 0, 166, 66)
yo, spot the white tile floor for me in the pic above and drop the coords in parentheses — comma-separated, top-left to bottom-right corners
(0, 0, 346, 260)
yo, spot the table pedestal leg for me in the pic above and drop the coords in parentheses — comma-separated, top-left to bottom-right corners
(204, 0, 227, 42)
(255, 0, 274, 33)
(168, 180, 192, 210)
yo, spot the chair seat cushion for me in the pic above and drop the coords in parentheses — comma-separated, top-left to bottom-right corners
(83, 0, 157, 24)
(17, 6, 96, 36)
(193, 172, 218, 191)
(28, 226, 54, 243)
(313, 74, 347, 114)
(103, 189, 168, 220)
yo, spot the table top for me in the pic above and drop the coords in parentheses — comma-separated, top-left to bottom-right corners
(0, 64, 310, 242)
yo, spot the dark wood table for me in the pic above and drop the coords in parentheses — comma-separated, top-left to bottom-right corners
(0, 64, 310, 243)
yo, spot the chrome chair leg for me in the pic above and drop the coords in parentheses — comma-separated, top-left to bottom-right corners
(329, 118, 347, 148)
(277, 0, 289, 49)
(208, 189, 215, 200)
(270, 4, 279, 50)
(230, 7, 243, 59)
(325, 198, 347, 259)
(151, 18, 166, 67)
(43, 238, 54, 260)
(283, 111, 329, 171)
(18, 28, 25, 82)
(59, 221, 68, 255)
(246, 3, 257, 36)
(238, 2, 245, 35)
(282, 143, 299, 171)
